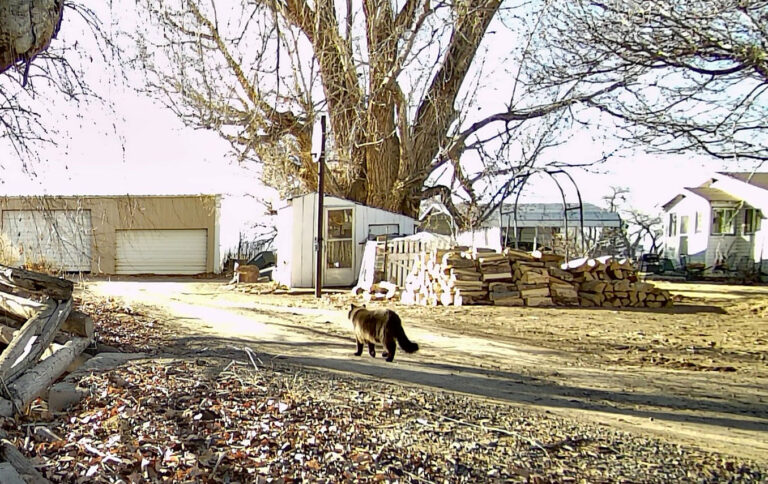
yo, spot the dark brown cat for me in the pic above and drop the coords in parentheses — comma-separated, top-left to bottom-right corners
(348, 303, 419, 362)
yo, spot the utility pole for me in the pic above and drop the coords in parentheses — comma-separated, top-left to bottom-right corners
(315, 115, 327, 298)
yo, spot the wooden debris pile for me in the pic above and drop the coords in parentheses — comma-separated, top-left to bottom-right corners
(0, 264, 94, 482)
(399, 248, 672, 308)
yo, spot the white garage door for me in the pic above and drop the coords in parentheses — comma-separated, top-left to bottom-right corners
(2, 210, 92, 272)
(115, 229, 207, 275)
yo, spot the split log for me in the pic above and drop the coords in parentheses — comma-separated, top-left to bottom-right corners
(0, 265, 73, 301)
(0, 337, 91, 417)
(481, 272, 514, 282)
(0, 292, 93, 338)
(547, 266, 574, 282)
(0, 299, 72, 384)
(503, 248, 535, 261)
(518, 286, 550, 298)
(580, 280, 607, 293)
(524, 296, 553, 307)
(550, 285, 579, 300)
(561, 257, 596, 272)
(493, 296, 524, 306)
(518, 271, 549, 285)
(0, 431, 50, 484)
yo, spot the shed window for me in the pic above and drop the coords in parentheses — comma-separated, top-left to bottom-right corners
(694, 212, 702, 233)
(680, 215, 690, 234)
(744, 209, 762, 234)
(712, 208, 736, 235)
(668, 213, 677, 236)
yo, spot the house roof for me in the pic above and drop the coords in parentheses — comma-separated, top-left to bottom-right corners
(718, 172, 768, 191)
(685, 186, 742, 204)
(662, 183, 748, 212)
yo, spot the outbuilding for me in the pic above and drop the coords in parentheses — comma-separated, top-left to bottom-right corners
(273, 193, 416, 288)
(0, 195, 220, 274)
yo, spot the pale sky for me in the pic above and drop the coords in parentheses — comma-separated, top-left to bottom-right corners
(0, 1, 756, 248)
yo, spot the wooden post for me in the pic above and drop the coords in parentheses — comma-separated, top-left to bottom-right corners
(315, 115, 327, 298)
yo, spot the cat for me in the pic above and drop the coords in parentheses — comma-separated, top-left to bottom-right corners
(348, 303, 419, 362)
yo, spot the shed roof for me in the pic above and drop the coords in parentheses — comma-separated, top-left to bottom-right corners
(661, 194, 686, 212)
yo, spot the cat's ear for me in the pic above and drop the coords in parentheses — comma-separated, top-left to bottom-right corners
(350, 303, 357, 309)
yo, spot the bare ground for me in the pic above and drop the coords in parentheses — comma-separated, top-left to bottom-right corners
(79, 278, 768, 466)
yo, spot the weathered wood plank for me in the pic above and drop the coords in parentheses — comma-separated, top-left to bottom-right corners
(0, 299, 72, 384)
(1, 337, 91, 417)
(0, 265, 73, 300)
(0, 293, 92, 338)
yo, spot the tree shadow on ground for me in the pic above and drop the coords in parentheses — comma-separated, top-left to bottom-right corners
(158, 335, 768, 434)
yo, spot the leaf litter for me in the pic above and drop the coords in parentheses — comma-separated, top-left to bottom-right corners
(0, 294, 765, 482)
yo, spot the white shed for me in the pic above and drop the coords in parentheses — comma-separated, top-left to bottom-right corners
(273, 193, 416, 288)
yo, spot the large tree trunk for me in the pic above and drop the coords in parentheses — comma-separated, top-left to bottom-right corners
(0, 0, 64, 74)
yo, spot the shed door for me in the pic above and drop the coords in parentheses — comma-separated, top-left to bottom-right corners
(2, 210, 92, 272)
(324, 208, 355, 286)
(116, 229, 207, 275)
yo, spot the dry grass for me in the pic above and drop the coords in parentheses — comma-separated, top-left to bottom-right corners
(0, 233, 21, 266)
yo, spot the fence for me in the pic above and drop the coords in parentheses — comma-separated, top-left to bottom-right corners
(379, 233, 453, 287)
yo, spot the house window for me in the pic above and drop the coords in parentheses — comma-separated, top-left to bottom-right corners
(744, 209, 762, 234)
(680, 215, 690, 234)
(668, 213, 677, 236)
(712, 208, 736, 235)
(694, 212, 702, 233)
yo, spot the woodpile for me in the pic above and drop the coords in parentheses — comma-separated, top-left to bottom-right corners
(399, 247, 672, 308)
(0, 265, 93, 418)
(0, 265, 94, 482)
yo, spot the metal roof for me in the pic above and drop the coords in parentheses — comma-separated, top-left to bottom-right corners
(487, 203, 622, 228)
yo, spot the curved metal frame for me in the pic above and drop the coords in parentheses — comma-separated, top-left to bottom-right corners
(502, 168, 586, 260)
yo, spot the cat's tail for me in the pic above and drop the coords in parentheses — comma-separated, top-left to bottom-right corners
(390, 312, 419, 353)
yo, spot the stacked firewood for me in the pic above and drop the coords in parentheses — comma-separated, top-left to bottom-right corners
(565, 256, 673, 308)
(399, 247, 671, 308)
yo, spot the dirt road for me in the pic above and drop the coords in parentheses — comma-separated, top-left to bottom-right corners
(82, 279, 768, 464)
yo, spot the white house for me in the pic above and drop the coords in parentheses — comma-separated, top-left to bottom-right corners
(661, 172, 767, 275)
(273, 193, 416, 288)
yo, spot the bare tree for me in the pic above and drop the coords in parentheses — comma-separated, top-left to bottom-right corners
(624, 209, 663, 256)
(532, 0, 768, 163)
(134, 0, 622, 227)
(596, 186, 662, 257)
